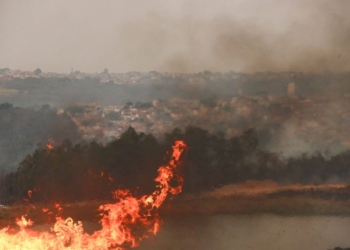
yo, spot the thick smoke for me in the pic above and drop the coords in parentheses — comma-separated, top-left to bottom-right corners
(1, 0, 350, 161)
(0, 0, 349, 73)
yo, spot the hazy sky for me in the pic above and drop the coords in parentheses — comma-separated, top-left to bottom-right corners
(1, 0, 349, 73)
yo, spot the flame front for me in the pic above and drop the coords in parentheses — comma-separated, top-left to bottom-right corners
(0, 140, 186, 250)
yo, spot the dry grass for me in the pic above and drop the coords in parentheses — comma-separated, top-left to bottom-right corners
(160, 195, 350, 216)
(1, 191, 350, 231)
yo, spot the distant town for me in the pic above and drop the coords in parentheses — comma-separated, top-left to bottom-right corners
(1, 68, 350, 157)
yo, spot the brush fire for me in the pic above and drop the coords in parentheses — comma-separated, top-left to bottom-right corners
(0, 140, 186, 250)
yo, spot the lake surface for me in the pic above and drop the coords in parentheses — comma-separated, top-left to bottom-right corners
(136, 214, 350, 250)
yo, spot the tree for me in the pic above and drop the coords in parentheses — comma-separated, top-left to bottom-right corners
(33, 68, 42, 74)
(0, 102, 13, 109)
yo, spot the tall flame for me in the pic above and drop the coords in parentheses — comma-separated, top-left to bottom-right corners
(0, 140, 186, 250)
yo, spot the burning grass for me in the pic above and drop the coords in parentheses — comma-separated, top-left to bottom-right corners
(0, 140, 187, 249)
(2, 180, 350, 231)
(1, 159, 350, 249)
(0, 201, 104, 230)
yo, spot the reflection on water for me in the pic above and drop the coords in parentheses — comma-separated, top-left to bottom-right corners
(137, 215, 350, 250)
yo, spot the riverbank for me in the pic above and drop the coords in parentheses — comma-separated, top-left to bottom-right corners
(1, 181, 350, 229)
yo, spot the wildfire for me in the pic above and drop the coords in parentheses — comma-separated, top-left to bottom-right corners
(46, 138, 55, 151)
(0, 140, 186, 250)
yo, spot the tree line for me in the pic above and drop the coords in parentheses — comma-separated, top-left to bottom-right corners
(1, 126, 350, 204)
(0, 103, 81, 173)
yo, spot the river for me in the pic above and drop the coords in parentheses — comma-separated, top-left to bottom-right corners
(136, 214, 350, 250)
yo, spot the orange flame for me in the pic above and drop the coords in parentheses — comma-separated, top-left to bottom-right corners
(46, 138, 54, 151)
(16, 215, 34, 228)
(0, 140, 186, 249)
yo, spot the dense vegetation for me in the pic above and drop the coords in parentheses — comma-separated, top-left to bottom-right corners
(1, 126, 350, 204)
(0, 103, 81, 173)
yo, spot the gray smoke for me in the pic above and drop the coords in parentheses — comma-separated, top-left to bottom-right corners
(0, 0, 349, 73)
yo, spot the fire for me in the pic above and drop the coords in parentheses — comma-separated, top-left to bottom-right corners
(46, 137, 54, 151)
(0, 140, 186, 250)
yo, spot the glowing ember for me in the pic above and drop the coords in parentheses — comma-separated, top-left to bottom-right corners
(46, 138, 55, 151)
(0, 140, 186, 249)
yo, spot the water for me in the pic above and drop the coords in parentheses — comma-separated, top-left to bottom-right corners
(137, 214, 350, 250)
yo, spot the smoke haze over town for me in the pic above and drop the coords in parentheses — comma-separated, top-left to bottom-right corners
(1, 0, 350, 73)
